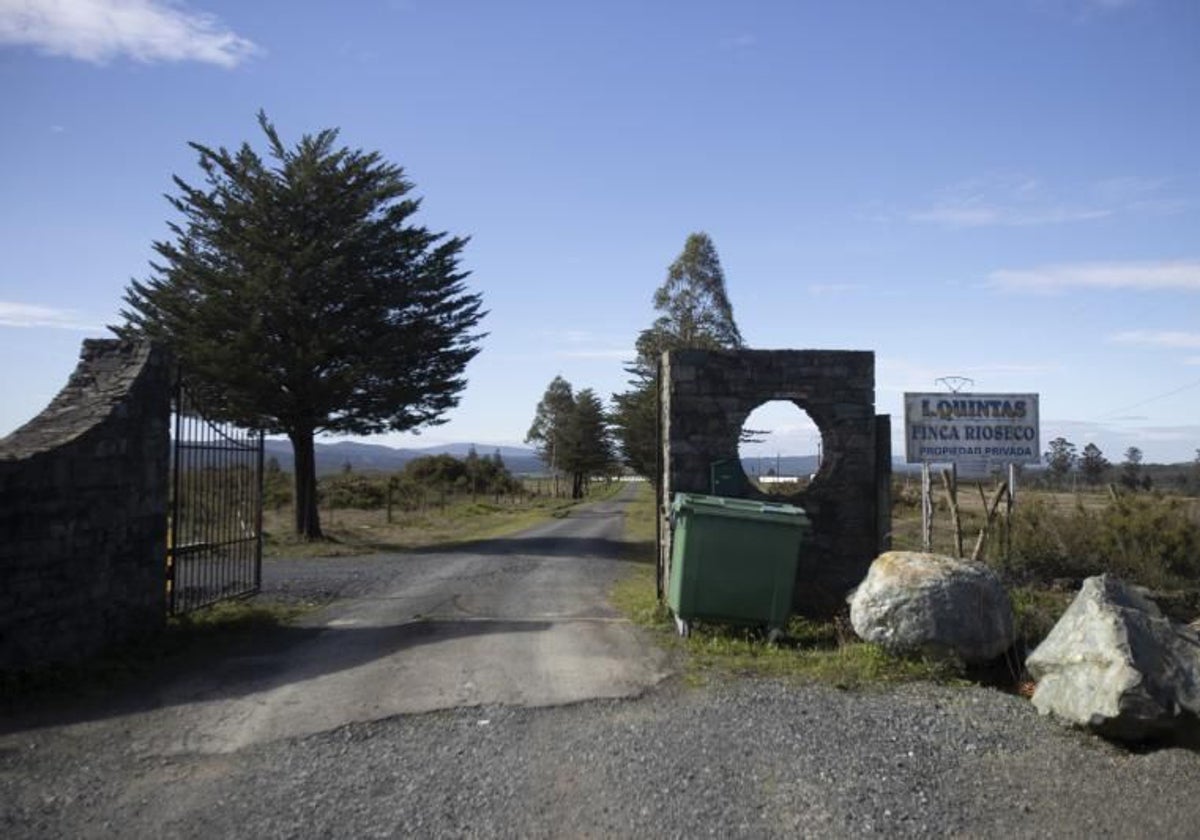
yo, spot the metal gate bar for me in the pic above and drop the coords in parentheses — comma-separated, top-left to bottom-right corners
(167, 382, 264, 614)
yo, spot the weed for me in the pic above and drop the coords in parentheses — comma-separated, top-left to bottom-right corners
(612, 484, 963, 689)
(993, 493, 1200, 590)
(265, 480, 621, 557)
(1008, 585, 1074, 649)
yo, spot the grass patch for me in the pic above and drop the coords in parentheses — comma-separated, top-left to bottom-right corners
(265, 480, 626, 557)
(0, 598, 313, 707)
(612, 483, 961, 689)
(611, 563, 669, 626)
(680, 617, 959, 689)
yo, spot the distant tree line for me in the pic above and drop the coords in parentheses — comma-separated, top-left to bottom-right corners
(1040, 439, 1200, 494)
(526, 378, 617, 499)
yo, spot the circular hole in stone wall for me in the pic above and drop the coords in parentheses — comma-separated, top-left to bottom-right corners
(738, 400, 824, 497)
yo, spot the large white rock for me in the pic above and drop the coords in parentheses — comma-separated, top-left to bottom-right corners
(848, 551, 1015, 663)
(1025, 574, 1200, 743)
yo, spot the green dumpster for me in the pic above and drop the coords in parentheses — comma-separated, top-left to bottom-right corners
(667, 493, 810, 638)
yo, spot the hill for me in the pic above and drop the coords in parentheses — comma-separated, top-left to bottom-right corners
(264, 440, 546, 476)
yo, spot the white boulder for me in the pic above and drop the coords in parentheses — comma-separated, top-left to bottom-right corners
(1025, 574, 1200, 743)
(848, 551, 1015, 663)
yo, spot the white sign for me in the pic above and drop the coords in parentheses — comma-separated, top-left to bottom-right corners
(904, 392, 1040, 477)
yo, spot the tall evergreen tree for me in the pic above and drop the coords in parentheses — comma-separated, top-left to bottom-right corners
(526, 375, 575, 496)
(116, 112, 485, 539)
(1080, 443, 1110, 486)
(559, 388, 616, 498)
(612, 232, 743, 483)
(1043, 437, 1077, 487)
(1121, 446, 1144, 491)
(609, 383, 658, 483)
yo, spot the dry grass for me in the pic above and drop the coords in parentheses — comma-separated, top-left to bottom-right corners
(611, 482, 961, 688)
(263, 481, 625, 557)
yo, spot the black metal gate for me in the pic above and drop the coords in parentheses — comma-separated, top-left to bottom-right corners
(167, 381, 265, 614)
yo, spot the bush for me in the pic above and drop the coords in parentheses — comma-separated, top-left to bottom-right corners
(1099, 494, 1200, 585)
(998, 493, 1200, 590)
(263, 458, 292, 510)
(320, 473, 389, 509)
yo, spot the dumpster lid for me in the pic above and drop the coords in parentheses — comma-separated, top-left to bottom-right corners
(671, 492, 807, 522)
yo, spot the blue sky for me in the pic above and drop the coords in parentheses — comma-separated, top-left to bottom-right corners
(2, 0, 1198, 464)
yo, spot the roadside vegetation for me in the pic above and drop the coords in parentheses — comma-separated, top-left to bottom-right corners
(613, 483, 961, 689)
(890, 463, 1200, 645)
(264, 450, 624, 557)
(615, 457, 1200, 691)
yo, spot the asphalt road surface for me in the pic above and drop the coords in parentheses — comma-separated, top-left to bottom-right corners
(130, 484, 668, 755)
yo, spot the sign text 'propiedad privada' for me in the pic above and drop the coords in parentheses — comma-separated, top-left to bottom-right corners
(904, 393, 1040, 477)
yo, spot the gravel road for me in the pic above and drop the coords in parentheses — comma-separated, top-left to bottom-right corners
(4, 486, 1200, 838)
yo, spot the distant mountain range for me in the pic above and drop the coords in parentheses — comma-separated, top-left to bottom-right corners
(264, 439, 547, 476)
(739, 455, 821, 478)
(264, 440, 1043, 479)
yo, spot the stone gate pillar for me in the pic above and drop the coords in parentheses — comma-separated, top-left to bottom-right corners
(660, 349, 890, 616)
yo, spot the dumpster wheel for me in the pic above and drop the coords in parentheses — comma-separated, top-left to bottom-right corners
(674, 614, 691, 638)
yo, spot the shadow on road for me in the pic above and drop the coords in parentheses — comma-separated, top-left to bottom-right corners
(407, 535, 630, 560)
(0, 618, 551, 736)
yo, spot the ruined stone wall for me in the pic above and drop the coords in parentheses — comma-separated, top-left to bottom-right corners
(662, 349, 890, 616)
(0, 340, 171, 670)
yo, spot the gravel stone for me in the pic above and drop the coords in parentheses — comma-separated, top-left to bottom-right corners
(4, 676, 1200, 838)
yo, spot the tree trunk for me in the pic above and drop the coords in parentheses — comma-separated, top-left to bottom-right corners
(289, 427, 323, 540)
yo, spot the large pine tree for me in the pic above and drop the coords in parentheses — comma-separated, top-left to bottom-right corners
(559, 388, 616, 498)
(116, 112, 485, 539)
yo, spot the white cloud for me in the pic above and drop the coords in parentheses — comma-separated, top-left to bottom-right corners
(1035, 418, 1200, 463)
(0, 0, 260, 67)
(0, 301, 99, 330)
(911, 203, 1109, 228)
(877, 357, 1059, 394)
(909, 173, 1112, 229)
(1089, 175, 1189, 215)
(806, 283, 863, 297)
(988, 260, 1200, 293)
(1110, 330, 1200, 349)
(1187, 357, 1200, 367)
(556, 349, 631, 361)
(909, 171, 1186, 230)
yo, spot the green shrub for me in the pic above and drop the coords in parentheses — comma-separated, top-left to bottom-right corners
(998, 493, 1200, 590)
(320, 473, 389, 509)
(1099, 494, 1200, 586)
(1009, 586, 1074, 647)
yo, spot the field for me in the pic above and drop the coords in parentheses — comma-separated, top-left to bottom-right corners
(263, 477, 622, 557)
(611, 474, 1200, 691)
